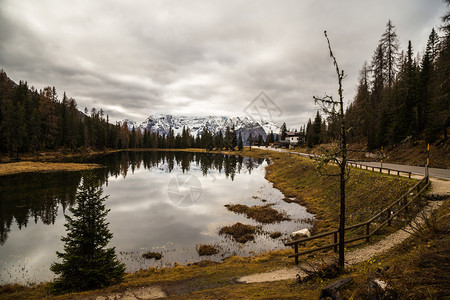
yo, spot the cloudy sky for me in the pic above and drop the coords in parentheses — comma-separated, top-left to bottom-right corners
(0, 0, 447, 128)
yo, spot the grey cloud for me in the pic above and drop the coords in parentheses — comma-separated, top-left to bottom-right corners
(0, 0, 446, 129)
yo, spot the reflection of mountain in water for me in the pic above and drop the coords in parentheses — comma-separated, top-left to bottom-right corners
(0, 152, 265, 245)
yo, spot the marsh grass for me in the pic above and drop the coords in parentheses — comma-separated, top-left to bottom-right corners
(225, 204, 290, 223)
(219, 222, 258, 243)
(142, 252, 163, 260)
(270, 231, 282, 239)
(197, 244, 219, 256)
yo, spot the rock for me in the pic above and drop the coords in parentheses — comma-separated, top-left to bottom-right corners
(366, 279, 398, 300)
(291, 228, 311, 239)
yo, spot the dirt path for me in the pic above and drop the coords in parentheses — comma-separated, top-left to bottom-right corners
(238, 178, 448, 283)
(79, 286, 167, 300)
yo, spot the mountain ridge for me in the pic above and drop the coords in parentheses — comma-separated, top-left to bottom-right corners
(119, 114, 281, 143)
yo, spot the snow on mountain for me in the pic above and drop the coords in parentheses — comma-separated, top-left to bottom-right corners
(117, 119, 138, 131)
(120, 114, 280, 143)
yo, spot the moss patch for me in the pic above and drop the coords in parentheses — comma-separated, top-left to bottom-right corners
(142, 252, 163, 260)
(219, 222, 257, 243)
(197, 244, 219, 256)
(225, 204, 289, 223)
(269, 232, 282, 239)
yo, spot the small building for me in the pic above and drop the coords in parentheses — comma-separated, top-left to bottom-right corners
(285, 132, 301, 146)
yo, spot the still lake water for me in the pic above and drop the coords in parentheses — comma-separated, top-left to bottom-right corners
(0, 151, 314, 285)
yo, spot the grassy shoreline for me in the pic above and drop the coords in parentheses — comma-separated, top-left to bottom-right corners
(0, 147, 262, 176)
(0, 161, 101, 176)
(0, 148, 425, 299)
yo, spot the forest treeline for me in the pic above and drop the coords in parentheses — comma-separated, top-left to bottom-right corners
(300, 17, 449, 149)
(0, 72, 253, 157)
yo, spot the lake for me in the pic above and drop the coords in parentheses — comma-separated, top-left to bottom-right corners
(0, 151, 314, 285)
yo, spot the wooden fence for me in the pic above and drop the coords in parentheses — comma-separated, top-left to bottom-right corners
(285, 175, 430, 264)
(347, 161, 413, 178)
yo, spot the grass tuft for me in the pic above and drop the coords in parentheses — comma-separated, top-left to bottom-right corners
(142, 252, 163, 260)
(197, 244, 219, 256)
(225, 204, 290, 223)
(219, 222, 257, 243)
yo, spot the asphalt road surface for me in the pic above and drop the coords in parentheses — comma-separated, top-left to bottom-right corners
(254, 146, 450, 180)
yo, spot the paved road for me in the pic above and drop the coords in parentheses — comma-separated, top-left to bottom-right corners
(254, 146, 450, 180)
(350, 161, 450, 180)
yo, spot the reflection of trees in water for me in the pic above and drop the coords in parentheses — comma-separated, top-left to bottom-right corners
(100, 151, 264, 181)
(0, 152, 265, 245)
(0, 172, 82, 245)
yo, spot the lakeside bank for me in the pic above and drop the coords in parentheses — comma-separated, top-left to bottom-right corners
(0, 148, 423, 299)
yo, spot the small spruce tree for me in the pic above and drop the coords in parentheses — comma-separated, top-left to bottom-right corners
(50, 173, 125, 294)
(238, 132, 243, 151)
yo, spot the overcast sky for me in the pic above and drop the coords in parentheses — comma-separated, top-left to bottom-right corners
(0, 0, 447, 129)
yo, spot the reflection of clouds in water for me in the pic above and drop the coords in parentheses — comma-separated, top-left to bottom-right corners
(0, 206, 66, 285)
(0, 153, 314, 285)
(103, 155, 314, 273)
(201, 221, 235, 237)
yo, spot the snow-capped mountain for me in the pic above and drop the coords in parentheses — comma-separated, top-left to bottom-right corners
(121, 114, 280, 143)
(117, 119, 138, 131)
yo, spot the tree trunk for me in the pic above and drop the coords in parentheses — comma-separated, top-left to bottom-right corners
(338, 87, 347, 269)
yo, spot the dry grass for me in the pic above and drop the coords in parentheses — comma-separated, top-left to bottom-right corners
(264, 151, 415, 234)
(337, 199, 450, 299)
(0, 148, 421, 300)
(0, 161, 101, 176)
(225, 204, 290, 223)
(219, 222, 258, 243)
(270, 232, 282, 239)
(197, 244, 219, 256)
(142, 252, 163, 260)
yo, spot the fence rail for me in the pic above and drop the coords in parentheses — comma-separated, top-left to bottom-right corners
(285, 175, 430, 264)
(347, 161, 413, 178)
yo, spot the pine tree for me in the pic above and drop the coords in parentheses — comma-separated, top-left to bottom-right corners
(306, 119, 313, 148)
(257, 134, 263, 146)
(312, 111, 322, 145)
(380, 20, 400, 90)
(247, 133, 254, 150)
(214, 130, 224, 150)
(224, 126, 232, 150)
(39, 87, 59, 149)
(50, 174, 125, 294)
(231, 125, 237, 150)
(280, 122, 287, 140)
(266, 130, 275, 145)
(238, 132, 243, 150)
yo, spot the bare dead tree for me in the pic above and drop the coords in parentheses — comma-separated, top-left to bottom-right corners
(313, 31, 348, 268)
